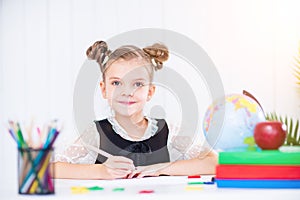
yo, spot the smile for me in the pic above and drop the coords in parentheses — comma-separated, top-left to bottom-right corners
(117, 101, 137, 106)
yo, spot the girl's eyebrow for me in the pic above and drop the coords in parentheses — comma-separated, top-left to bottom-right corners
(109, 77, 147, 81)
(108, 77, 121, 80)
(133, 78, 147, 81)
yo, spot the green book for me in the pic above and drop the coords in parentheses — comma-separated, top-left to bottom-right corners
(219, 149, 300, 165)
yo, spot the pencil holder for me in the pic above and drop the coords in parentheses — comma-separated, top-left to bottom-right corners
(17, 147, 54, 195)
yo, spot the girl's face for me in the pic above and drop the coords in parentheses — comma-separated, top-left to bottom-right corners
(100, 58, 155, 118)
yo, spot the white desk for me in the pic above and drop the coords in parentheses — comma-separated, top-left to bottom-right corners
(1, 176, 299, 200)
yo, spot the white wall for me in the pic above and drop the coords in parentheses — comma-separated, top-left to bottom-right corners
(1, 0, 300, 185)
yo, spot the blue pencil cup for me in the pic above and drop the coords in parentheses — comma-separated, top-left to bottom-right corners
(17, 147, 55, 195)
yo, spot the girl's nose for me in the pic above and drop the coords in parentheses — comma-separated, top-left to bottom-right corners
(121, 85, 135, 96)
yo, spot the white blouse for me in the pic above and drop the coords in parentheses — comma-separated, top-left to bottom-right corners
(53, 117, 207, 164)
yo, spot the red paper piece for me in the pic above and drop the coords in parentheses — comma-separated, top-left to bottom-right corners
(139, 190, 154, 194)
(188, 175, 201, 179)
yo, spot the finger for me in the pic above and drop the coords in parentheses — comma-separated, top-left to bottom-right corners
(137, 171, 159, 178)
(113, 170, 131, 176)
(127, 171, 140, 179)
(135, 166, 146, 171)
(127, 167, 143, 179)
(108, 162, 135, 170)
(104, 160, 135, 170)
(137, 172, 148, 178)
(104, 168, 129, 179)
(136, 169, 151, 178)
(126, 172, 135, 179)
(110, 156, 135, 170)
(112, 156, 134, 164)
(110, 169, 131, 178)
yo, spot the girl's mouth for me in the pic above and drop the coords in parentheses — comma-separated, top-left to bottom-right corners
(117, 101, 136, 106)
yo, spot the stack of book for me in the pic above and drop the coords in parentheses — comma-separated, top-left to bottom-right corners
(215, 149, 300, 188)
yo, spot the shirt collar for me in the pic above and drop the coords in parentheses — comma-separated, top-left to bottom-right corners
(107, 116, 158, 141)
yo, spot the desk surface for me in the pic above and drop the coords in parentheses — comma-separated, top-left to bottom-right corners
(1, 175, 300, 200)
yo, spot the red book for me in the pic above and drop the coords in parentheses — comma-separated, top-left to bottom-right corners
(216, 165, 300, 179)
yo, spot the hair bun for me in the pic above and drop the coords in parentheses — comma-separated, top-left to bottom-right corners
(143, 43, 169, 70)
(86, 41, 111, 72)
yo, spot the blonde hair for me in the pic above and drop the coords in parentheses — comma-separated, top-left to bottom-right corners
(86, 41, 169, 81)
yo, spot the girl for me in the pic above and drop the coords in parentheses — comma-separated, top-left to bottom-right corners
(51, 41, 217, 179)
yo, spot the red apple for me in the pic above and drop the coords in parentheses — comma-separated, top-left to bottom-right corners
(254, 121, 287, 150)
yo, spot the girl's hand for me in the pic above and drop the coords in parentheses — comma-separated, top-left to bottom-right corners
(103, 156, 135, 170)
(127, 163, 170, 178)
(101, 156, 135, 179)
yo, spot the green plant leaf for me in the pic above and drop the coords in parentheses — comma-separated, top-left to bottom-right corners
(279, 115, 283, 123)
(285, 116, 288, 127)
(289, 118, 293, 137)
(295, 119, 299, 144)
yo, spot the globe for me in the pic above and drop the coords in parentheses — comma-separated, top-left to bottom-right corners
(203, 93, 266, 151)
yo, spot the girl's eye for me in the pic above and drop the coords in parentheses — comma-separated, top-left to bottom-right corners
(112, 81, 121, 86)
(134, 82, 144, 87)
